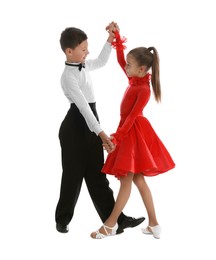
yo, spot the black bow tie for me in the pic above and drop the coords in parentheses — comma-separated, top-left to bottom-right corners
(65, 62, 85, 71)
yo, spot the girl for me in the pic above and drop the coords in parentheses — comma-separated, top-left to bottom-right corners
(91, 28, 175, 239)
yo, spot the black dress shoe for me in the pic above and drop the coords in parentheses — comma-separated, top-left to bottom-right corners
(56, 223, 69, 233)
(117, 216, 145, 234)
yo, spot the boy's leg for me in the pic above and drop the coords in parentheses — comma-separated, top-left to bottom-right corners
(55, 106, 87, 231)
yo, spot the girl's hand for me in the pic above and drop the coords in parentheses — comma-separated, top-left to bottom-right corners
(102, 136, 116, 153)
(99, 131, 116, 153)
(106, 21, 119, 33)
(106, 21, 119, 42)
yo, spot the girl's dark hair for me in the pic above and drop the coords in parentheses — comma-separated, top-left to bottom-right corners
(60, 27, 88, 52)
(128, 47, 161, 102)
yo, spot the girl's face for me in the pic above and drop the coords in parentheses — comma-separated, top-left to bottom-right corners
(125, 54, 146, 77)
(66, 40, 89, 63)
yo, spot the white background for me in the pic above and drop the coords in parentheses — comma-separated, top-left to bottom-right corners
(0, 0, 215, 259)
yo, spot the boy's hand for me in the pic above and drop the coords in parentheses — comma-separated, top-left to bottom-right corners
(99, 131, 116, 153)
(106, 21, 119, 33)
(106, 21, 119, 43)
(102, 136, 116, 153)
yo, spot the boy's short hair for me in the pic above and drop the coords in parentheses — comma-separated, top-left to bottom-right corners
(60, 27, 88, 52)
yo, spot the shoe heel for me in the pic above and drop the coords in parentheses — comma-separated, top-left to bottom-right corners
(142, 225, 161, 239)
(150, 225, 161, 239)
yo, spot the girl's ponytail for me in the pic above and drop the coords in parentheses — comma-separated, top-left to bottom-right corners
(148, 47, 161, 102)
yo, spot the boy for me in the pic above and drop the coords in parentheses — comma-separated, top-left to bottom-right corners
(55, 22, 145, 234)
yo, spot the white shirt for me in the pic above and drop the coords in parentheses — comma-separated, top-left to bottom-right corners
(61, 41, 112, 135)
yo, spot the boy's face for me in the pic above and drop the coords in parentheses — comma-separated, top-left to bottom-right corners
(66, 40, 89, 63)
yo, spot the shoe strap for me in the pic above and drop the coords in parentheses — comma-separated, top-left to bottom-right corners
(103, 224, 117, 235)
(102, 225, 110, 235)
(103, 224, 113, 235)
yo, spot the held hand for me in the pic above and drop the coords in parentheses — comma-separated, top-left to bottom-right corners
(105, 21, 119, 42)
(105, 21, 119, 33)
(99, 131, 116, 153)
(102, 136, 116, 153)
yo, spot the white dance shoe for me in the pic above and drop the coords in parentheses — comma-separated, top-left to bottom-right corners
(91, 223, 118, 239)
(141, 225, 161, 239)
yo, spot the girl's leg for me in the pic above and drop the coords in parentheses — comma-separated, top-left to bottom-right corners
(133, 174, 159, 227)
(91, 173, 134, 237)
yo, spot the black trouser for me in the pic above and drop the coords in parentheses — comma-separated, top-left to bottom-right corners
(55, 103, 125, 226)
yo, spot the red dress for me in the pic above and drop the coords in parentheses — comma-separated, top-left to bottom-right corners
(102, 32, 175, 179)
